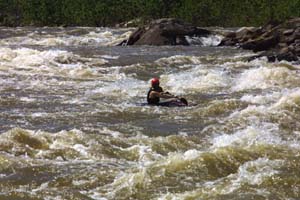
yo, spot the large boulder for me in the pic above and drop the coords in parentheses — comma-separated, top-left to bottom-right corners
(220, 18, 300, 62)
(119, 18, 211, 46)
(241, 33, 280, 52)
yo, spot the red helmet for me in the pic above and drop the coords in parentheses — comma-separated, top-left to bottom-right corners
(151, 78, 160, 86)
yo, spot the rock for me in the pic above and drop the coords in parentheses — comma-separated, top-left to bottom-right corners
(277, 48, 298, 61)
(126, 27, 146, 45)
(236, 27, 261, 43)
(282, 18, 300, 29)
(220, 17, 300, 62)
(122, 18, 211, 46)
(293, 40, 300, 54)
(117, 27, 146, 46)
(278, 42, 288, 48)
(248, 45, 298, 62)
(241, 33, 280, 52)
(135, 25, 174, 45)
(283, 29, 294, 36)
(218, 32, 237, 46)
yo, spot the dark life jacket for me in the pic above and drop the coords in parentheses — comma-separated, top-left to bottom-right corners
(147, 87, 163, 105)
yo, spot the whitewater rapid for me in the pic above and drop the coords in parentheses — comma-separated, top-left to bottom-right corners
(0, 27, 300, 200)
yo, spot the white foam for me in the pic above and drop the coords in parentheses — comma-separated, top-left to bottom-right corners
(157, 158, 283, 199)
(31, 112, 48, 118)
(0, 174, 7, 178)
(155, 55, 202, 65)
(0, 47, 107, 78)
(232, 66, 299, 91)
(90, 76, 147, 99)
(20, 97, 36, 102)
(241, 92, 282, 105)
(73, 144, 89, 157)
(211, 124, 282, 148)
(100, 55, 119, 59)
(123, 144, 158, 164)
(232, 158, 283, 186)
(0, 29, 133, 47)
(100, 127, 122, 138)
(186, 34, 223, 46)
(31, 182, 49, 193)
(162, 67, 229, 94)
(272, 88, 300, 110)
(84, 190, 108, 200)
(218, 158, 284, 195)
(106, 170, 150, 199)
(183, 149, 201, 160)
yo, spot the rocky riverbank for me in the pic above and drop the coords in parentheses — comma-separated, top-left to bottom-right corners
(121, 18, 299, 62)
(219, 18, 300, 62)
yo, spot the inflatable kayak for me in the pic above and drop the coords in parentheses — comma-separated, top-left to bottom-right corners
(157, 98, 188, 107)
(141, 98, 188, 107)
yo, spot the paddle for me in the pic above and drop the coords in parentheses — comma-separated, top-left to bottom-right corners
(179, 97, 188, 106)
(163, 91, 188, 106)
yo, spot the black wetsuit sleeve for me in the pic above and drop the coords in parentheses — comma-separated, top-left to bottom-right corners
(147, 88, 160, 105)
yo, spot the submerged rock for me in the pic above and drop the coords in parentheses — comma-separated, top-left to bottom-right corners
(220, 18, 300, 62)
(118, 18, 211, 46)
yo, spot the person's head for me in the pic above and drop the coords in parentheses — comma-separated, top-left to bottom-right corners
(151, 78, 160, 88)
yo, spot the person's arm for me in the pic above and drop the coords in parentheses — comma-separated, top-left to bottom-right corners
(149, 91, 161, 98)
(159, 92, 178, 99)
(150, 91, 176, 99)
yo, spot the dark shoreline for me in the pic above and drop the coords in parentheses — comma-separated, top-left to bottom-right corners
(1, 17, 298, 63)
(1, 0, 299, 28)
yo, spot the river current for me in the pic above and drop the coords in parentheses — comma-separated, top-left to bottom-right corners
(0, 27, 300, 200)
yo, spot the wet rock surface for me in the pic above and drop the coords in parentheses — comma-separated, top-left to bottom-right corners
(220, 18, 300, 62)
(119, 18, 211, 46)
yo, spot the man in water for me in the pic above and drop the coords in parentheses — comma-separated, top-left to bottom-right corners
(147, 78, 185, 106)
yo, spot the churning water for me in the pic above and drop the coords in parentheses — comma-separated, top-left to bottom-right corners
(0, 27, 300, 200)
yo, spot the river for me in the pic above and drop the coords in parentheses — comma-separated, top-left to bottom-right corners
(0, 27, 300, 200)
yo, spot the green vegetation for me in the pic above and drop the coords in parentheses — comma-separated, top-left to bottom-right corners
(0, 0, 299, 27)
